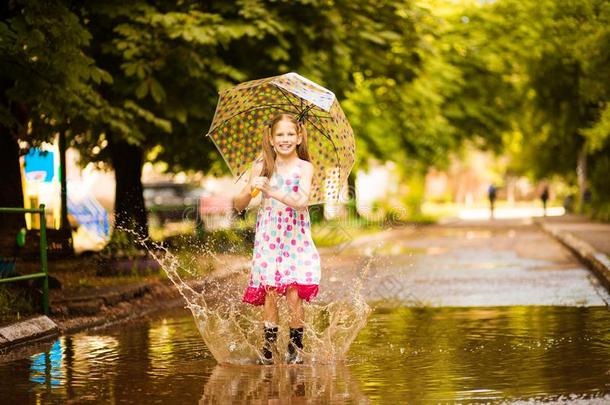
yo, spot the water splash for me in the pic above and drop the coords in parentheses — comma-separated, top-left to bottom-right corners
(139, 232, 372, 365)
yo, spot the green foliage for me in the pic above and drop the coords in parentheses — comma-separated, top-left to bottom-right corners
(401, 170, 426, 216)
(308, 205, 325, 225)
(582, 105, 610, 154)
(342, 4, 459, 171)
(0, 0, 115, 142)
(442, 0, 610, 218)
(517, 0, 610, 216)
(63, 0, 431, 176)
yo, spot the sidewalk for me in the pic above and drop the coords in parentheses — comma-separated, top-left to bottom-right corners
(536, 214, 610, 293)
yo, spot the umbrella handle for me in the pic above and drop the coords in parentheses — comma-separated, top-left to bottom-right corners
(250, 188, 261, 197)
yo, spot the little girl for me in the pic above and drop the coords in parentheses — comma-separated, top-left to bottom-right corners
(233, 113, 321, 365)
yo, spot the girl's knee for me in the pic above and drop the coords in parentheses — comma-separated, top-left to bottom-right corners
(265, 289, 279, 305)
(286, 287, 301, 305)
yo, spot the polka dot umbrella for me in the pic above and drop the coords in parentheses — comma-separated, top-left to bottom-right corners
(205, 72, 355, 206)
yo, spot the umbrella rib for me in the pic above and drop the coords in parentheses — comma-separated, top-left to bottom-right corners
(275, 86, 306, 114)
(209, 87, 340, 183)
(211, 105, 297, 183)
(308, 112, 333, 120)
(273, 84, 334, 120)
(231, 110, 339, 184)
(306, 114, 336, 145)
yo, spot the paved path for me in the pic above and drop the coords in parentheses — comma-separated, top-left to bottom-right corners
(318, 217, 610, 307)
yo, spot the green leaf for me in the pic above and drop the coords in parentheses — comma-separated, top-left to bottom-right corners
(135, 81, 148, 99)
(149, 79, 166, 103)
(123, 62, 137, 77)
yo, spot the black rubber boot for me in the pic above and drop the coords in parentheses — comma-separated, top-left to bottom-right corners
(258, 325, 278, 365)
(287, 327, 304, 364)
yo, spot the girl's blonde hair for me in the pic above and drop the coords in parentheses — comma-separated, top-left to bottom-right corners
(259, 113, 311, 178)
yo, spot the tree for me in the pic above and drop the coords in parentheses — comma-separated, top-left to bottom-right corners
(498, 0, 610, 217)
(436, 0, 610, 219)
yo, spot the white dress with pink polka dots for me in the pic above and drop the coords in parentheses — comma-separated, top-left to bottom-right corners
(242, 159, 321, 306)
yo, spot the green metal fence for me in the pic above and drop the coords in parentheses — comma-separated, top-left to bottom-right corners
(0, 204, 49, 315)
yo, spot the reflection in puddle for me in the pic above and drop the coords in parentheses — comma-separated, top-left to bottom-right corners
(29, 340, 63, 387)
(201, 363, 366, 404)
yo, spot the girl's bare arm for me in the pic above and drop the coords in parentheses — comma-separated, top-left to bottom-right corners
(233, 160, 263, 213)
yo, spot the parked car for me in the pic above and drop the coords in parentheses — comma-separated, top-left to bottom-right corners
(198, 194, 235, 230)
(143, 182, 209, 226)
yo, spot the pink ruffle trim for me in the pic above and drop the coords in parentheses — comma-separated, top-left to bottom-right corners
(242, 283, 319, 306)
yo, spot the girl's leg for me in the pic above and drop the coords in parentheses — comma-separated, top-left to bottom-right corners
(259, 288, 279, 364)
(264, 288, 279, 324)
(286, 287, 304, 328)
(286, 287, 304, 364)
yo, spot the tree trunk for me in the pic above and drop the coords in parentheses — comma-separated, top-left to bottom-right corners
(0, 127, 26, 235)
(577, 142, 587, 215)
(108, 135, 148, 240)
(58, 130, 69, 230)
(346, 170, 360, 219)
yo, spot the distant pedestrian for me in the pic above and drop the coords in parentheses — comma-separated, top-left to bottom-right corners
(488, 184, 497, 219)
(541, 186, 549, 216)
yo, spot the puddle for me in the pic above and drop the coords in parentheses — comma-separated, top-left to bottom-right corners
(1, 306, 608, 403)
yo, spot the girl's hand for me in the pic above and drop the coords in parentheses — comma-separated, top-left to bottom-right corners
(252, 176, 271, 194)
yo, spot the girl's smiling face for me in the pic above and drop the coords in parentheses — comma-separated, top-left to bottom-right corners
(271, 119, 301, 157)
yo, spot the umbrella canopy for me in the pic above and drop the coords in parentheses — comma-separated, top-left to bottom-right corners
(205, 72, 355, 205)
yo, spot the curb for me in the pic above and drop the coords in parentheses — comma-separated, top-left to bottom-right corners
(0, 316, 59, 352)
(50, 282, 152, 317)
(538, 222, 610, 294)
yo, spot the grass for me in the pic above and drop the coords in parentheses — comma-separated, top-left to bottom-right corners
(0, 285, 35, 325)
(149, 207, 439, 252)
(47, 256, 164, 289)
(312, 217, 384, 247)
(312, 212, 436, 248)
